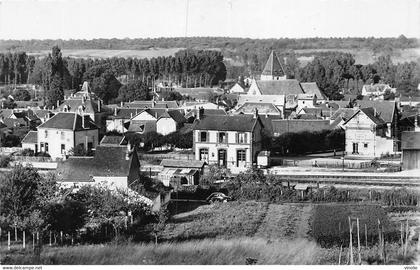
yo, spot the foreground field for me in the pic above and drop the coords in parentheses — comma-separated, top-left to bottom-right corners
(2, 201, 419, 265)
(2, 238, 324, 265)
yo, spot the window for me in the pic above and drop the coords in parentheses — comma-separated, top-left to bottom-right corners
(44, 130, 48, 138)
(61, 144, 65, 154)
(199, 148, 209, 161)
(364, 143, 368, 148)
(218, 132, 227, 143)
(60, 131, 65, 140)
(88, 142, 93, 150)
(200, 131, 207, 142)
(237, 150, 246, 167)
(237, 133, 247, 144)
(352, 143, 358, 154)
(40, 142, 44, 152)
(45, 143, 49, 153)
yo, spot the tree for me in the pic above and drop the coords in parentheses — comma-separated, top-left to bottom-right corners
(83, 64, 122, 104)
(13, 89, 31, 101)
(152, 209, 169, 244)
(44, 199, 87, 235)
(118, 80, 150, 102)
(0, 165, 43, 237)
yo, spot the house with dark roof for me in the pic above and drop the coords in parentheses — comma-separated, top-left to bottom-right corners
(192, 112, 264, 173)
(37, 112, 99, 159)
(342, 107, 395, 157)
(185, 108, 227, 122)
(353, 100, 398, 140)
(56, 145, 141, 189)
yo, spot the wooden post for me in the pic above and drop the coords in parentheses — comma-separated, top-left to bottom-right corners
(400, 222, 404, 255)
(404, 219, 409, 258)
(32, 233, 35, 250)
(338, 244, 342, 265)
(357, 218, 361, 265)
(365, 224, 368, 248)
(60, 231, 63, 245)
(349, 217, 353, 265)
(49, 231, 52, 246)
(23, 231, 25, 249)
(7, 231, 10, 250)
(14, 226, 17, 242)
(378, 219, 382, 261)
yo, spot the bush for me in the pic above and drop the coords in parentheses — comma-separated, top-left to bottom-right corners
(70, 144, 94, 156)
(35, 152, 51, 157)
(1, 134, 21, 147)
(271, 129, 345, 155)
(0, 156, 10, 167)
(20, 148, 35, 156)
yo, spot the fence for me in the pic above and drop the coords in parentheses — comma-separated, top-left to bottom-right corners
(140, 153, 195, 161)
(13, 155, 53, 163)
(275, 158, 372, 169)
(0, 147, 22, 155)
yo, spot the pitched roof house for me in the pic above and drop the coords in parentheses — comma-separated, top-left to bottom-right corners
(193, 113, 264, 173)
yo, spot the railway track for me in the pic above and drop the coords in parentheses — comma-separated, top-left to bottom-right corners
(267, 172, 420, 187)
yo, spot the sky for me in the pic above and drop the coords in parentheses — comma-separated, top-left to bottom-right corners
(0, 0, 419, 40)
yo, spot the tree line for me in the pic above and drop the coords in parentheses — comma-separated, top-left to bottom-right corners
(280, 52, 420, 99)
(1, 36, 417, 52)
(0, 48, 227, 106)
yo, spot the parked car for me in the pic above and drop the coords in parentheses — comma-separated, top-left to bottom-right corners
(206, 192, 232, 203)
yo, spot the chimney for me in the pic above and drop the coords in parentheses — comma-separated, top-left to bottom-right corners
(57, 100, 59, 108)
(114, 107, 117, 116)
(126, 141, 132, 160)
(130, 112, 133, 118)
(82, 114, 86, 129)
(97, 100, 101, 112)
(253, 108, 258, 119)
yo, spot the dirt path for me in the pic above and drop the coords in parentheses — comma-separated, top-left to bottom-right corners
(254, 203, 313, 241)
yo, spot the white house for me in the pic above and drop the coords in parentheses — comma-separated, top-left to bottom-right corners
(193, 111, 264, 173)
(343, 107, 394, 157)
(361, 83, 396, 97)
(21, 130, 38, 152)
(156, 110, 186, 135)
(128, 108, 185, 135)
(106, 108, 139, 133)
(37, 112, 99, 159)
(229, 83, 246, 94)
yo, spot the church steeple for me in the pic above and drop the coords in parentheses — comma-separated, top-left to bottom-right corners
(261, 50, 286, 81)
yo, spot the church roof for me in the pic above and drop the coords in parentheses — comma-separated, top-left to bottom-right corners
(261, 51, 286, 78)
(256, 80, 304, 96)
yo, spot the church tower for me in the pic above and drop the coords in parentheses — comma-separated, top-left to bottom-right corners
(260, 50, 286, 81)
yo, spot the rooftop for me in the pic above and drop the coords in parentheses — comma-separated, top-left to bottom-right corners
(21, 130, 38, 144)
(255, 79, 304, 96)
(193, 114, 261, 132)
(261, 51, 286, 78)
(38, 112, 98, 131)
(160, 159, 205, 169)
(402, 131, 420, 150)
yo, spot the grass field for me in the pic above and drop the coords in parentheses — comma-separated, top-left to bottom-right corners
(161, 201, 269, 241)
(2, 202, 419, 264)
(26, 48, 183, 59)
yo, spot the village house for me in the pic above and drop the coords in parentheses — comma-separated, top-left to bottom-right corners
(158, 159, 205, 187)
(128, 108, 186, 135)
(229, 82, 246, 94)
(361, 83, 396, 98)
(343, 107, 394, 157)
(184, 108, 227, 123)
(300, 82, 327, 103)
(106, 108, 139, 133)
(235, 102, 282, 117)
(36, 112, 99, 159)
(56, 145, 170, 211)
(193, 111, 264, 173)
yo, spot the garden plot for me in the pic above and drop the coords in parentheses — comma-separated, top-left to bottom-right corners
(254, 204, 313, 240)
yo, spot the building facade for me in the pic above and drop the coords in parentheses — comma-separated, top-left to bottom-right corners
(193, 113, 264, 173)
